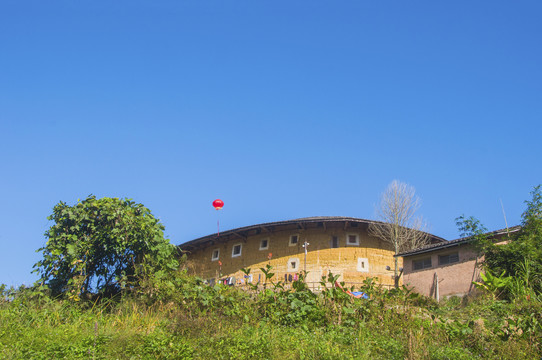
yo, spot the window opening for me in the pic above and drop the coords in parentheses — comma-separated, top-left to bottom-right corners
(232, 244, 242, 257)
(287, 257, 300, 272)
(413, 257, 432, 270)
(211, 249, 220, 261)
(259, 238, 269, 250)
(347, 234, 359, 246)
(438, 253, 459, 266)
(357, 257, 369, 272)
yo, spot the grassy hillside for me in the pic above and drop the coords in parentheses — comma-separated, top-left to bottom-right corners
(1, 273, 540, 359)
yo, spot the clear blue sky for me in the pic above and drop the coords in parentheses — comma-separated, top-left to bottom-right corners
(1, 1, 541, 286)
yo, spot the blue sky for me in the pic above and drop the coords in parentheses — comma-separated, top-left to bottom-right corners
(1, 1, 541, 286)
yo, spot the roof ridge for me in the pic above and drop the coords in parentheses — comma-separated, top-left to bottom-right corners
(397, 225, 522, 257)
(179, 216, 446, 249)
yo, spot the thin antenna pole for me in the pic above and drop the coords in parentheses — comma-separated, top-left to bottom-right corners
(500, 198, 510, 238)
(303, 240, 309, 274)
(217, 211, 220, 237)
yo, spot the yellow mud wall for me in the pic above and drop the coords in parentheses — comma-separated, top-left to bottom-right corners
(186, 225, 402, 289)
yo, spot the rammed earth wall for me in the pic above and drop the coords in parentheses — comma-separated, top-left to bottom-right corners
(183, 219, 403, 289)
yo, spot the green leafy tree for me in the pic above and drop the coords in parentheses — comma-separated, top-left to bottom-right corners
(482, 187, 541, 288)
(33, 195, 178, 299)
(455, 215, 488, 239)
(457, 185, 542, 299)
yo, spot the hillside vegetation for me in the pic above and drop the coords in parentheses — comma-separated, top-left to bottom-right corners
(1, 270, 541, 359)
(2, 187, 542, 359)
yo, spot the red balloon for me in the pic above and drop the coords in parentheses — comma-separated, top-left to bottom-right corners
(212, 199, 224, 210)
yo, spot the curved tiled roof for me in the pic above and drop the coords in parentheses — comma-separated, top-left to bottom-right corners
(179, 216, 447, 251)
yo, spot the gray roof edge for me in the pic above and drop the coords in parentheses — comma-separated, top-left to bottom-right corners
(397, 225, 522, 257)
(179, 216, 447, 249)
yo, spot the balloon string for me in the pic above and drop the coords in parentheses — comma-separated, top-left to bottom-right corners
(217, 219, 220, 237)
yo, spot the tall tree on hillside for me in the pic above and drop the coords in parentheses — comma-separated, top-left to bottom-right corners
(369, 180, 430, 287)
(33, 195, 179, 299)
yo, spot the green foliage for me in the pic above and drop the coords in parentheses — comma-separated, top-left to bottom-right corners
(473, 270, 512, 298)
(136, 332, 194, 359)
(33, 195, 178, 299)
(455, 214, 488, 238)
(459, 185, 542, 300)
(259, 264, 275, 289)
(6, 188, 542, 358)
(255, 268, 324, 327)
(455, 214, 491, 255)
(1, 275, 541, 359)
(240, 267, 258, 291)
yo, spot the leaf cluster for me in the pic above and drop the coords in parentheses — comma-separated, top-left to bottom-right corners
(33, 195, 177, 299)
(458, 185, 542, 300)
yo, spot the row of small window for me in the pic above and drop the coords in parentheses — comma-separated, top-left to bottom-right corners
(285, 257, 369, 272)
(284, 234, 361, 248)
(291, 234, 360, 247)
(412, 253, 459, 270)
(211, 255, 370, 277)
(211, 233, 361, 261)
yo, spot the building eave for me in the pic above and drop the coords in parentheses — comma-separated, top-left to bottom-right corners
(396, 225, 521, 258)
(179, 216, 447, 252)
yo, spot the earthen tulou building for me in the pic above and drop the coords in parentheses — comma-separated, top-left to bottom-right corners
(180, 217, 518, 300)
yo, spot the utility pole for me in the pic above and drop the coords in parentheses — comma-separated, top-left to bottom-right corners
(302, 240, 310, 274)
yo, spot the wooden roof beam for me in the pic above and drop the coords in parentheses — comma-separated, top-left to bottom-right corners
(232, 231, 248, 242)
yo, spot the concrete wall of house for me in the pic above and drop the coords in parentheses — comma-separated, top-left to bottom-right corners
(402, 244, 481, 300)
(186, 223, 401, 289)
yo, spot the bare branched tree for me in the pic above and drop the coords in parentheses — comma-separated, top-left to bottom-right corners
(369, 180, 430, 287)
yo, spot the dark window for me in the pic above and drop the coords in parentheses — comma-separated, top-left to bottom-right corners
(347, 234, 358, 245)
(291, 261, 297, 269)
(331, 236, 339, 248)
(260, 239, 268, 249)
(211, 249, 219, 260)
(413, 257, 432, 270)
(438, 253, 459, 266)
(232, 244, 242, 256)
(290, 235, 298, 245)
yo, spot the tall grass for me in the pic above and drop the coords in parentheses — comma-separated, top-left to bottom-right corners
(1, 277, 541, 359)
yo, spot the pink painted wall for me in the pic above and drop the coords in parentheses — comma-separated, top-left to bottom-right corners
(402, 244, 482, 300)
